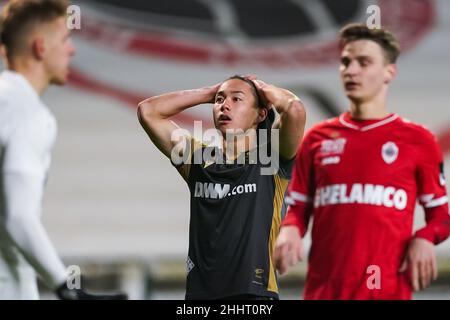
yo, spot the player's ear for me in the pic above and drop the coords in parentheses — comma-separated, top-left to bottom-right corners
(384, 63, 397, 84)
(0, 45, 7, 62)
(31, 36, 46, 60)
(257, 107, 268, 124)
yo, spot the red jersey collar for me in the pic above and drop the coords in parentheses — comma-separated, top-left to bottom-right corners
(339, 112, 399, 132)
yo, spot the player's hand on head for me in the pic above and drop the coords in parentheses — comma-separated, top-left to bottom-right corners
(55, 282, 128, 300)
(274, 226, 304, 275)
(204, 82, 223, 103)
(399, 237, 438, 291)
(246, 78, 270, 109)
(242, 74, 258, 81)
(252, 79, 269, 95)
(251, 79, 300, 112)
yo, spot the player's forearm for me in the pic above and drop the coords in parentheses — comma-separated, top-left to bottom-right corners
(274, 96, 304, 118)
(414, 205, 450, 245)
(3, 172, 67, 288)
(6, 216, 68, 288)
(281, 203, 311, 237)
(278, 100, 306, 159)
(261, 84, 302, 115)
(137, 87, 215, 120)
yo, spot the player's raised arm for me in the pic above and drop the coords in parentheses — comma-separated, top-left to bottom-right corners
(253, 80, 306, 160)
(137, 83, 221, 159)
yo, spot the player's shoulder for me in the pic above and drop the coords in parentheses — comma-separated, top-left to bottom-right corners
(15, 104, 54, 129)
(303, 116, 341, 142)
(396, 116, 438, 143)
(312, 115, 341, 130)
(0, 72, 45, 108)
(4, 104, 56, 146)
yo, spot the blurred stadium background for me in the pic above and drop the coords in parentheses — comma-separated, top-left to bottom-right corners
(1, 0, 449, 299)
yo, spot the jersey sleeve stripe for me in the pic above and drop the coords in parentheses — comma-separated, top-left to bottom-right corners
(290, 191, 312, 203)
(423, 196, 449, 208)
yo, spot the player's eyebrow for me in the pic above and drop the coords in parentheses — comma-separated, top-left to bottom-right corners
(356, 55, 372, 60)
(216, 90, 246, 96)
(341, 55, 373, 65)
(341, 54, 372, 60)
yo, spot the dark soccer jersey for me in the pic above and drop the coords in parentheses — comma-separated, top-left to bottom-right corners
(182, 145, 293, 300)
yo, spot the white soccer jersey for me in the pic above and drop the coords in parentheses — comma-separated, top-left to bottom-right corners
(0, 70, 67, 299)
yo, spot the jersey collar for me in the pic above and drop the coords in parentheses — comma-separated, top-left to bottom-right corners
(339, 112, 399, 132)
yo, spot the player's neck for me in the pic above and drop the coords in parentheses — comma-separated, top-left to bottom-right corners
(349, 95, 389, 120)
(222, 132, 257, 161)
(8, 58, 50, 95)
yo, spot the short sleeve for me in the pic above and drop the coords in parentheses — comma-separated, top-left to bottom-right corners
(282, 132, 316, 236)
(416, 130, 448, 209)
(278, 154, 295, 180)
(173, 136, 205, 181)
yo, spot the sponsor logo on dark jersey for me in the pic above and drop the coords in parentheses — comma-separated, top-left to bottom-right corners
(194, 182, 257, 199)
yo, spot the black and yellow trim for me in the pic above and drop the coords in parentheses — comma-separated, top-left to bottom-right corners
(267, 174, 289, 293)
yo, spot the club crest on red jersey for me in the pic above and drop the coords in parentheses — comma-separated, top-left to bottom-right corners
(382, 142, 399, 164)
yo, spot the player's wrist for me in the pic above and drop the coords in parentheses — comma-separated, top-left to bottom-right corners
(281, 224, 302, 236)
(196, 84, 219, 103)
(55, 282, 80, 300)
(55, 282, 128, 300)
(413, 229, 436, 245)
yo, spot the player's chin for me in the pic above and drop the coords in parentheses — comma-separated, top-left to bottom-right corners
(218, 125, 243, 139)
(346, 92, 364, 102)
(50, 74, 68, 86)
(216, 126, 228, 137)
(216, 121, 232, 131)
(58, 68, 71, 83)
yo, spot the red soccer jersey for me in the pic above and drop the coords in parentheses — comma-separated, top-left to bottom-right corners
(283, 112, 450, 300)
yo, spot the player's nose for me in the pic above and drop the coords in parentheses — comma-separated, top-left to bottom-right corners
(219, 100, 231, 112)
(344, 60, 360, 75)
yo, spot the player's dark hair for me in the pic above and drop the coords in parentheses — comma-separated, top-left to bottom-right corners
(0, 0, 69, 61)
(339, 23, 401, 63)
(226, 75, 275, 130)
